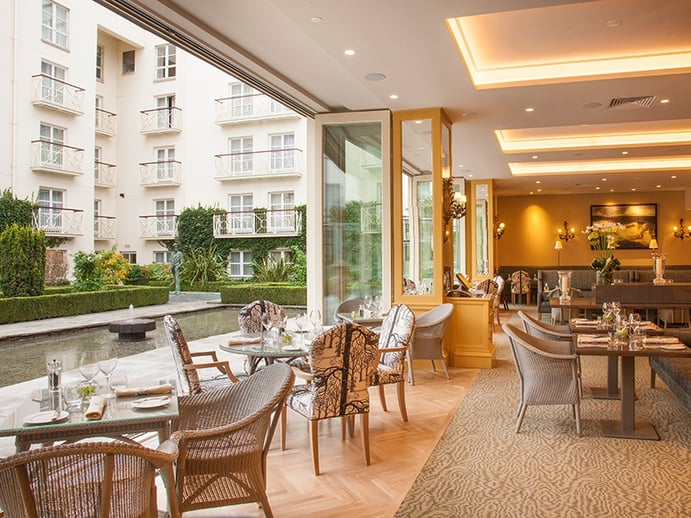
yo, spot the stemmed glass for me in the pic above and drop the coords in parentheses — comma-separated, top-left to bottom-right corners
(309, 310, 322, 335)
(78, 351, 100, 384)
(97, 347, 118, 397)
(295, 313, 308, 346)
(261, 314, 273, 348)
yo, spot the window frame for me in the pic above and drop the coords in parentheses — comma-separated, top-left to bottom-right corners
(41, 0, 69, 50)
(122, 50, 135, 74)
(96, 44, 104, 81)
(228, 250, 253, 279)
(155, 44, 177, 80)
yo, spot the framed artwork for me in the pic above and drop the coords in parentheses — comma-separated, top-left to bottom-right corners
(590, 203, 657, 249)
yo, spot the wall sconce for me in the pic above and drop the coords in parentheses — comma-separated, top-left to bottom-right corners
(494, 217, 506, 239)
(442, 177, 467, 223)
(673, 218, 691, 240)
(557, 220, 576, 241)
(648, 238, 658, 250)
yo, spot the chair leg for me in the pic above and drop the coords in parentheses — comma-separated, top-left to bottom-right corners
(574, 403, 582, 437)
(378, 384, 388, 412)
(310, 420, 320, 476)
(650, 369, 657, 388)
(515, 404, 527, 433)
(361, 412, 371, 466)
(430, 360, 437, 372)
(440, 359, 450, 380)
(280, 402, 287, 450)
(408, 355, 416, 386)
(396, 381, 408, 422)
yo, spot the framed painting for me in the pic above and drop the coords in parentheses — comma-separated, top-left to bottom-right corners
(590, 203, 657, 249)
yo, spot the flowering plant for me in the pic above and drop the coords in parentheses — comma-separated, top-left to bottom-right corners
(583, 222, 624, 282)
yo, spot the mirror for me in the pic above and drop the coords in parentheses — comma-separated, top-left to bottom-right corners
(474, 182, 489, 276)
(401, 118, 433, 295)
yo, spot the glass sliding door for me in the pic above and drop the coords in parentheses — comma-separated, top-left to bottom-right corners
(309, 111, 391, 323)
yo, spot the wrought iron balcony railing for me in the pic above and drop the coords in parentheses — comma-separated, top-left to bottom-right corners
(33, 207, 84, 236)
(32, 74, 85, 115)
(139, 160, 182, 186)
(94, 216, 116, 239)
(214, 148, 303, 180)
(213, 208, 302, 238)
(95, 108, 117, 136)
(139, 107, 182, 134)
(214, 94, 298, 125)
(139, 215, 178, 239)
(31, 140, 84, 175)
(94, 161, 116, 188)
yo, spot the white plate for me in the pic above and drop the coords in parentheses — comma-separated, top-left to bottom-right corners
(132, 397, 170, 409)
(23, 410, 69, 425)
(661, 344, 687, 351)
(282, 346, 305, 352)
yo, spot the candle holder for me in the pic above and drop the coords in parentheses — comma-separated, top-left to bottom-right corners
(652, 252, 666, 285)
(557, 270, 572, 304)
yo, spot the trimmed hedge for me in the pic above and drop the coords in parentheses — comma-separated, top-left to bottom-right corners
(220, 283, 306, 306)
(0, 286, 169, 324)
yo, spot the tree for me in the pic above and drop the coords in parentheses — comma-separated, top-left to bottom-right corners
(0, 189, 34, 235)
(0, 223, 46, 297)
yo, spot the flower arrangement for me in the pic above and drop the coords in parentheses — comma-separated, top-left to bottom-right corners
(583, 222, 625, 283)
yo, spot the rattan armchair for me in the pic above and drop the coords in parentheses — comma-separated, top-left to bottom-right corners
(0, 440, 179, 518)
(503, 324, 581, 436)
(333, 297, 366, 323)
(163, 314, 240, 395)
(370, 304, 415, 421)
(238, 300, 286, 334)
(171, 362, 295, 517)
(407, 303, 453, 385)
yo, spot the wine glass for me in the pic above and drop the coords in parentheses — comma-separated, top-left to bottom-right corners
(309, 309, 322, 334)
(97, 347, 118, 397)
(78, 351, 100, 384)
(295, 313, 308, 345)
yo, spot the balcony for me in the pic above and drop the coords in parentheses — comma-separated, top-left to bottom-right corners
(140, 107, 182, 134)
(94, 216, 116, 240)
(94, 161, 116, 188)
(214, 94, 299, 125)
(31, 140, 84, 175)
(361, 202, 382, 234)
(33, 207, 83, 237)
(213, 208, 302, 238)
(95, 108, 117, 136)
(139, 215, 178, 239)
(31, 74, 85, 116)
(139, 160, 182, 187)
(214, 148, 303, 180)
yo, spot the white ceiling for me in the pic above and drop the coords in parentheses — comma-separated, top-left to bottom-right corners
(99, 0, 691, 197)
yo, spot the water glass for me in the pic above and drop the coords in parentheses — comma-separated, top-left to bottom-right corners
(63, 382, 82, 410)
(110, 372, 128, 392)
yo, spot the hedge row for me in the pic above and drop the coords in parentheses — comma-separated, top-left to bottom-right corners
(220, 283, 306, 306)
(0, 286, 169, 324)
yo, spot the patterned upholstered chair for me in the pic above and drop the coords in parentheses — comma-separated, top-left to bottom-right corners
(281, 322, 379, 476)
(163, 314, 239, 395)
(370, 304, 415, 421)
(510, 270, 532, 305)
(238, 300, 287, 334)
(172, 363, 295, 517)
(407, 303, 453, 385)
(0, 441, 180, 518)
(503, 324, 581, 436)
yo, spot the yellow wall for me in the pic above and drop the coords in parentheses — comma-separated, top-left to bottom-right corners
(496, 191, 691, 268)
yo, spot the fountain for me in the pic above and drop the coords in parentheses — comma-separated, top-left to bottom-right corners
(107, 303, 156, 341)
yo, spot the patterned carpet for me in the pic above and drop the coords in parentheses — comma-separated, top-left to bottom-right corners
(396, 313, 691, 518)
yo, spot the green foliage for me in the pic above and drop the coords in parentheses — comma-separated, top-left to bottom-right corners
(0, 189, 34, 235)
(288, 245, 307, 285)
(72, 247, 132, 292)
(176, 205, 217, 253)
(0, 223, 46, 297)
(252, 255, 295, 282)
(147, 262, 172, 283)
(181, 245, 228, 284)
(124, 264, 150, 285)
(220, 283, 306, 306)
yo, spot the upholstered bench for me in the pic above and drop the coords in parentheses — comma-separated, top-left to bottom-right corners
(649, 353, 691, 411)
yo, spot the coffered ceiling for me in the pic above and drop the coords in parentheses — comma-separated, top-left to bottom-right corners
(97, 0, 691, 197)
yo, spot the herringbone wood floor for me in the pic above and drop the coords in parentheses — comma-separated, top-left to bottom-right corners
(181, 361, 480, 517)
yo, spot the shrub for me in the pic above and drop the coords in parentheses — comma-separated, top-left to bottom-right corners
(0, 223, 46, 297)
(72, 247, 132, 292)
(288, 245, 307, 285)
(252, 255, 295, 283)
(0, 189, 34, 234)
(181, 245, 227, 284)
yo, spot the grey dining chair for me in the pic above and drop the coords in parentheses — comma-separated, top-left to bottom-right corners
(407, 303, 453, 385)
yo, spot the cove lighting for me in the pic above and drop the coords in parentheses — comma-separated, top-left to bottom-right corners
(509, 156, 691, 175)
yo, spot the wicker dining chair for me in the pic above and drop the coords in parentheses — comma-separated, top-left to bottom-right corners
(281, 322, 379, 476)
(163, 314, 240, 395)
(503, 323, 581, 436)
(171, 362, 295, 518)
(510, 270, 532, 305)
(238, 300, 287, 334)
(370, 304, 416, 421)
(0, 440, 180, 518)
(407, 303, 453, 385)
(333, 297, 366, 323)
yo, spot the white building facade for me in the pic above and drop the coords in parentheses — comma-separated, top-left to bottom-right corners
(1, 0, 307, 278)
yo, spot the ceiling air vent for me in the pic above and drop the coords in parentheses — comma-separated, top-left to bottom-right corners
(608, 96, 657, 109)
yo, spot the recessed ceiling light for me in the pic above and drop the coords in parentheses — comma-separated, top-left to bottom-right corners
(595, 186, 601, 190)
(458, 164, 464, 168)
(364, 72, 386, 81)
(631, 188, 637, 191)
(310, 16, 323, 23)
(529, 191, 534, 195)
(389, 94, 398, 100)
(656, 184, 662, 188)
(532, 155, 539, 159)
(672, 175, 678, 179)
(535, 180, 541, 184)
(621, 151, 629, 155)
(606, 19, 622, 28)
(414, 120, 423, 124)
(344, 49, 355, 56)
(525, 107, 534, 112)
(467, 174, 473, 178)
(537, 188, 542, 192)
(610, 189, 614, 192)
(601, 178, 607, 181)
(660, 99, 670, 104)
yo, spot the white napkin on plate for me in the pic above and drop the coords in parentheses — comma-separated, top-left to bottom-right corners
(227, 335, 261, 346)
(85, 396, 106, 420)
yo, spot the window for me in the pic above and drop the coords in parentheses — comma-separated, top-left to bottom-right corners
(42, 0, 69, 49)
(269, 248, 293, 264)
(93, 199, 101, 233)
(96, 45, 103, 80)
(228, 193, 253, 232)
(38, 187, 64, 230)
(155, 94, 176, 129)
(155, 146, 175, 180)
(122, 50, 135, 74)
(154, 250, 171, 264)
(269, 191, 295, 231)
(41, 60, 66, 105)
(270, 133, 295, 171)
(230, 82, 254, 117)
(94, 145, 102, 179)
(228, 250, 253, 279)
(39, 122, 65, 168)
(155, 199, 175, 236)
(228, 137, 253, 174)
(156, 44, 176, 80)
(120, 251, 137, 264)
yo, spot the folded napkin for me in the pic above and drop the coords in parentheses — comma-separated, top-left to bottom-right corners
(115, 383, 174, 398)
(572, 319, 592, 324)
(644, 337, 680, 344)
(577, 335, 610, 344)
(227, 335, 262, 346)
(85, 396, 106, 420)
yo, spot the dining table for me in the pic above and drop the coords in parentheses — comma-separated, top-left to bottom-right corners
(0, 382, 179, 452)
(336, 312, 384, 329)
(220, 333, 311, 375)
(574, 334, 690, 440)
